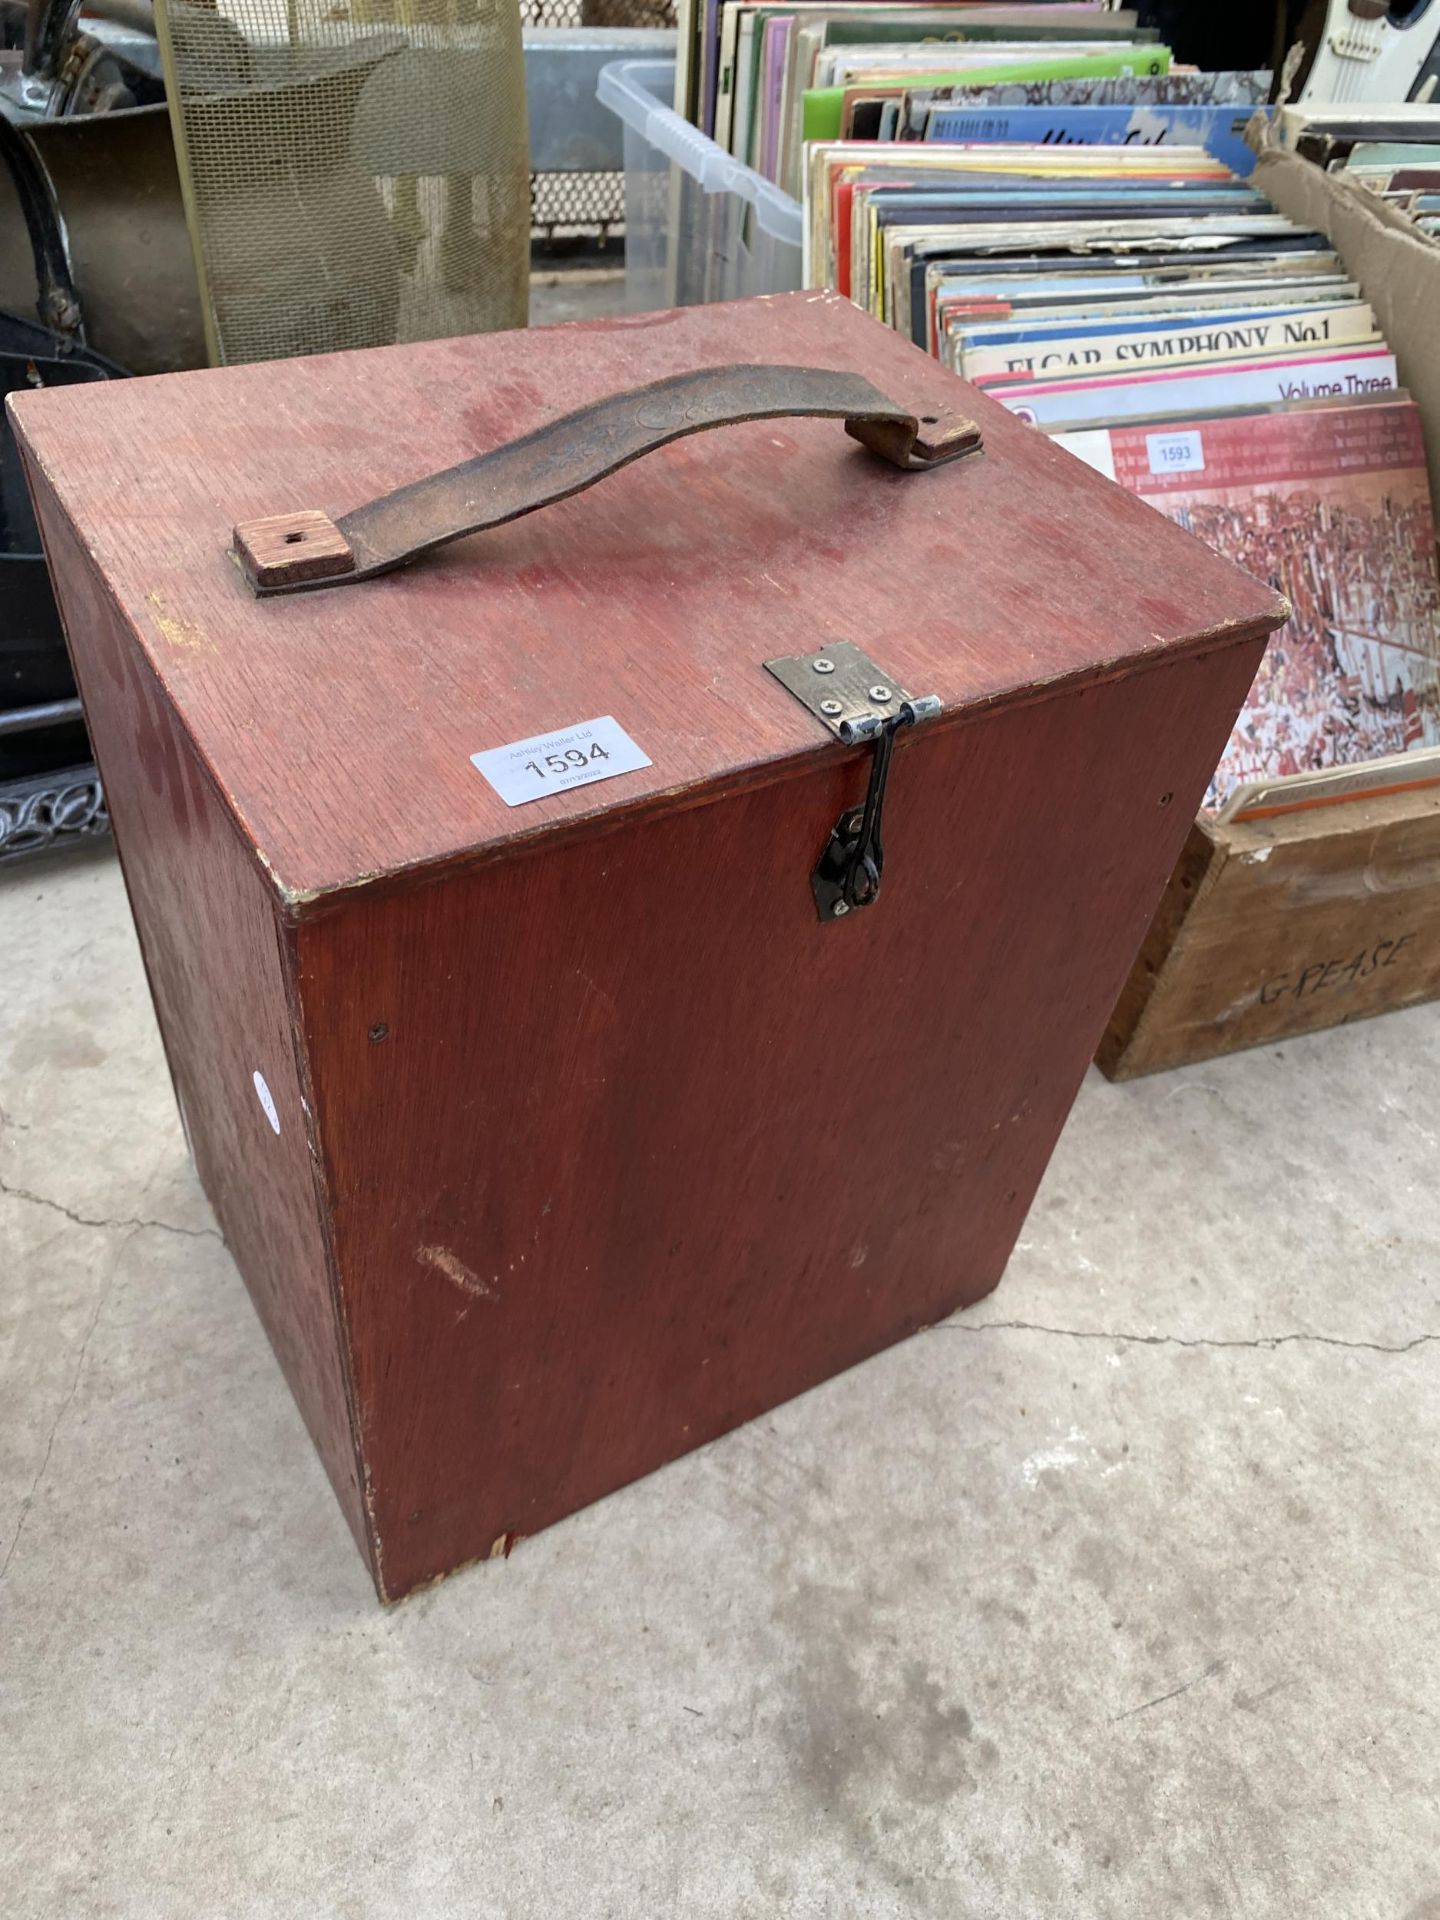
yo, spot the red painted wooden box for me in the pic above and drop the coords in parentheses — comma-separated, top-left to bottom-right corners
(11, 292, 1287, 1601)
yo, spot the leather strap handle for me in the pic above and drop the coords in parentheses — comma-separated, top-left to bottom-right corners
(231, 363, 983, 595)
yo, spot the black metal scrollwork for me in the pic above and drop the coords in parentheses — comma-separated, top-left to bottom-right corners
(0, 764, 109, 864)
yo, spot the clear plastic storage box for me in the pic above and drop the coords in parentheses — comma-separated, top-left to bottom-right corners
(597, 58, 804, 311)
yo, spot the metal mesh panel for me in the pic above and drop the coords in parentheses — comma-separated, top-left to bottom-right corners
(155, 0, 531, 365)
(521, 0, 675, 24)
(521, 0, 675, 242)
(530, 169, 624, 243)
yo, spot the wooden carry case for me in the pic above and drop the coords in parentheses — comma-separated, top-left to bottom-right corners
(11, 291, 1285, 1600)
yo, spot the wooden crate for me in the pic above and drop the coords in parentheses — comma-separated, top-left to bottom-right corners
(1100, 140, 1440, 1081)
(1099, 784, 1440, 1079)
(12, 291, 1284, 1599)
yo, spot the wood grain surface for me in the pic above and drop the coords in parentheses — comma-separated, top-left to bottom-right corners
(1099, 789, 1440, 1078)
(26, 483, 371, 1573)
(14, 292, 1289, 1598)
(10, 290, 1287, 905)
(298, 631, 1264, 1598)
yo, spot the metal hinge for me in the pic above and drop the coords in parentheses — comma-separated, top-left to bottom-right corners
(763, 641, 941, 922)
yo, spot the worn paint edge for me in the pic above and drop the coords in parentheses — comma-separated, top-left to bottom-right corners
(276, 910, 384, 1597)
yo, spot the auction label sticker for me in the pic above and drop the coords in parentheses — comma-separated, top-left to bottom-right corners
(471, 716, 652, 808)
(1145, 429, 1205, 476)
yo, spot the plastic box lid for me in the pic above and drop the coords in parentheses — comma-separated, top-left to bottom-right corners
(597, 58, 804, 252)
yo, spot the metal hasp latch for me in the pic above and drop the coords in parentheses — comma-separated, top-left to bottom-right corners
(764, 640, 942, 923)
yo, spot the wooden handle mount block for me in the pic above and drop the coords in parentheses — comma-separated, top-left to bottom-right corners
(232, 510, 356, 589)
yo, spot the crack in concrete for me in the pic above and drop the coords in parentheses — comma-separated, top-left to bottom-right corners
(938, 1318, 1439, 1358)
(0, 1175, 219, 1242)
(1111, 1658, 1227, 1724)
(0, 1231, 130, 1585)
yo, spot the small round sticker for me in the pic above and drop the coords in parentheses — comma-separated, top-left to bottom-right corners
(253, 1069, 281, 1135)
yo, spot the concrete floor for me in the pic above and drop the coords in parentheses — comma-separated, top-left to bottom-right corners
(2, 842, 1438, 1919)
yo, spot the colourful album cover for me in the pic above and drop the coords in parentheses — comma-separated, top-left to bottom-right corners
(1056, 399, 1440, 809)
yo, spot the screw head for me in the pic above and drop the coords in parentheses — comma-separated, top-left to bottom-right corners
(368, 1022, 389, 1043)
(819, 698, 843, 717)
(832, 900, 850, 917)
(869, 684, 892, 702)
(812, 656, 836, 674)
